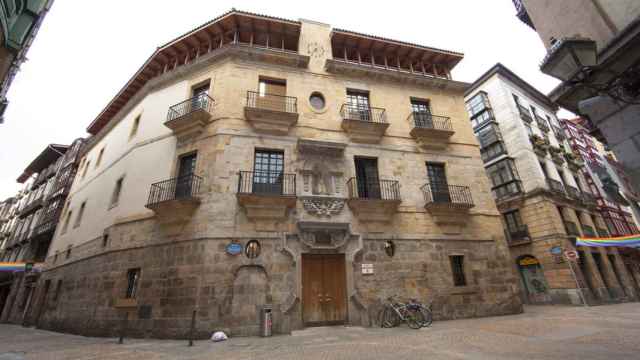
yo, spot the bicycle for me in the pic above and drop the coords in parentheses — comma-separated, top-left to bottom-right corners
(378, 296, 424, 329)
(408, 298, 433, 328)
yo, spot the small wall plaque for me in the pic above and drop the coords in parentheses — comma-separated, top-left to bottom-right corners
(226, 242, 243, 256)
(361, 263, 374, 275)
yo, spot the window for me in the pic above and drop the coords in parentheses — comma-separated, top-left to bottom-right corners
(102, 233, 109, 247)
(450, 255, 467, 286)
(110, 178, 124, 208)
(125, 268, 141, 299)
(465, 92, 494, 128)
(61, 210, 72, 234)
(65, 245, 72, 259)
(503, 210, 524, 233)
(309, 92, 325, 110)
(53, 251, 58, 263)
(486, 159, 522, 198)
(81, 160, 90, 179)
(384, 241, 395, 257)
(95, 148, 105, 168)
(524, 123, 533, 137)
(129, 115, 141, 139)
(253, 150, 284, 194)
(74, 201, 86, 228)
(481, 142, 507, 163)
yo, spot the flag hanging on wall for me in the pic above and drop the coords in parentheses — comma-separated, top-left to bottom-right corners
(576, 234, 640, 248)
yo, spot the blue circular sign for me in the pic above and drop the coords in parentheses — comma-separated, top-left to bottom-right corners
(226, 243, 243, 256)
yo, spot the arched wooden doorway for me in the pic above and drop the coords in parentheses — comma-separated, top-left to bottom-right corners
(517, 255, 551, 304)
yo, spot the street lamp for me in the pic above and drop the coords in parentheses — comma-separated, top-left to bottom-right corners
(541, 37, 640, 105)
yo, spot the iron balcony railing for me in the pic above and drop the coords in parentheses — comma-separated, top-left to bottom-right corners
(546, 178, 566, 194)
(237, 171, 296, 196)
(167, 93, 214, 122)
(347, 178, 400, 201)
(246, 91, 297, 114)
(147, 174, 203, 207)
(566, 185, 581, 200)
(564, 221, 581, 237)
(506, 224, 530, 244)
(582, 224, 596, 238)
(340, 104, 386, 123)
(597, 227, 609, 237)
(421, 183, 473, 207)
(517, 104, 533, 123)
(408, 112, 452, 131)
(535, 116, 550, 132)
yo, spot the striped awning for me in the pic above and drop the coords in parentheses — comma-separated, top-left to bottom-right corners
(576, 234, 640, 248)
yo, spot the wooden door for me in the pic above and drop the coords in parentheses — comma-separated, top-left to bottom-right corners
(355, 158, 380, 199)
(302, 254, 347, 326)
(258, 79, 286, 112)
(175, 153, 197, 198)
(427, 163, 450, 203)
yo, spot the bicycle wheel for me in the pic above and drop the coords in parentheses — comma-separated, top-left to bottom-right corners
(420, 307, 433, 327)
(406, 308, 424, 330)
(382, 306, 401, 328)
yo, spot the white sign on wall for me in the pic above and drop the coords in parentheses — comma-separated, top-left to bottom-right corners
(361, 263, 374, 274)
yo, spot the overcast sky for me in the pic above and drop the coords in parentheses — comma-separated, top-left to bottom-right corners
(0, 0, 565, 200)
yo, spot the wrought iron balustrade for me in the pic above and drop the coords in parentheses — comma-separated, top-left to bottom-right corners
(340, 104, 386, 123)
(346, 178, 400, 201)
(147, 174, 203, 207)
(246, 91, 297, 113)
(408, 112, 452, 131)
(237, 171, 296, 196)
(546, 178, 566, 194)
(506, 224, 530, 244)
(166, 93, 214, 122)
(421, 183, 473, 207)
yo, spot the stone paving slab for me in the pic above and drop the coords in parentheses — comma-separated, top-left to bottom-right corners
(1, 304, 640, 359)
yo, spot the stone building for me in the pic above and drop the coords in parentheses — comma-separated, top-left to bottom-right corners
(0, 139, 84, 325)
(512, 0, 640, 190)
(0, 0, 53, 123)
(25, 10, 522, 338)
(464, 63, 640, 306)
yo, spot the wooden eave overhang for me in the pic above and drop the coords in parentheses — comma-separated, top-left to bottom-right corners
(17, 144, 68, 183)
(86, 10, 302, 135)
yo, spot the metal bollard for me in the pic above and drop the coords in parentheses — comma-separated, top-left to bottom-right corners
(188, 309, 196, 346)
(260, 305, 273, 337)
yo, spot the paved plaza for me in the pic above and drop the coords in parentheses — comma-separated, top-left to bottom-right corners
(1, 304, 640, 359)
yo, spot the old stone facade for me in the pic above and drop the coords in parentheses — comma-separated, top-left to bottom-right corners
(465, 63, 640, 306)
(11, 11, 522, 338)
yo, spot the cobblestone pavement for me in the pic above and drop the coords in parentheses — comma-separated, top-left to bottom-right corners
(1, 304, 640, 359)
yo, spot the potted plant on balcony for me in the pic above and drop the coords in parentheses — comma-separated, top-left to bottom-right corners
(564, 150, 585, 170)
(529, 134, 549, 157)
(549, 146, 564, 165)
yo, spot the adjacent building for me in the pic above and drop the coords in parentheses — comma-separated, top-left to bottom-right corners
(0, 139, 83, 325)
(20, 10, 522, 338)
(0, 0, 53, 123)
(465, 63, 640, 306)
(513, 0, 640, 193)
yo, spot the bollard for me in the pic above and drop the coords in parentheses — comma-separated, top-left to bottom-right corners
(188, 309, 197, 346)
(118, 311, 129, 344)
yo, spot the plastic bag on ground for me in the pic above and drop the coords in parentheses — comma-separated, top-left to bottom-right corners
(211, 331, 228, 342)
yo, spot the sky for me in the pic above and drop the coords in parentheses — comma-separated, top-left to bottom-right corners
(0, 0, 566, 200)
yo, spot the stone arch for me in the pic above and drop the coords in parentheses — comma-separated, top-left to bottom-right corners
(516, 255, 551, 304)
(230, 265, 270, 336)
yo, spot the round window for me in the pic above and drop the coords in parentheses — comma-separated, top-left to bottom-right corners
(384, 241, 395, 257)
(309, 92, 326, 110)
(245, 240, 261, 259)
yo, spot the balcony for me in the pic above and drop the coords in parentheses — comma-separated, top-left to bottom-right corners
(553, 126, 566, 141)
(422, 184, 474, 225)
(145, 174, 202, 220)
(346, 178, 400, 222)
(597, 227, 609, 237)
(565, 152, 585, 171)
(535, 116, 550, 133)
(564, 221, 580, 237)
(549, 147, 565, 165)
(408, 113, 454, 149)
(581, 192, 598, 208)
(517, 104, 533, 123)
(236, 171, 297, 220)
(340, 104, 389, 143)
(530, 135, 549, 157)
(244, 91, 298, 134)
(18, 195, 44, 218)
(493, 180, 523, 200)
(505, 225, 531, 246)
(546, 178, 566, 195)
(566, 185, 581, 200)
(582, 224, 596, 238)
(165, 93, 214, 139)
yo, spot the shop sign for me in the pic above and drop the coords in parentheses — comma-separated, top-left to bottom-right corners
(226, 243, 243, 256)
(518, 256, 539, 266)
(361, 263, 374, 274)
